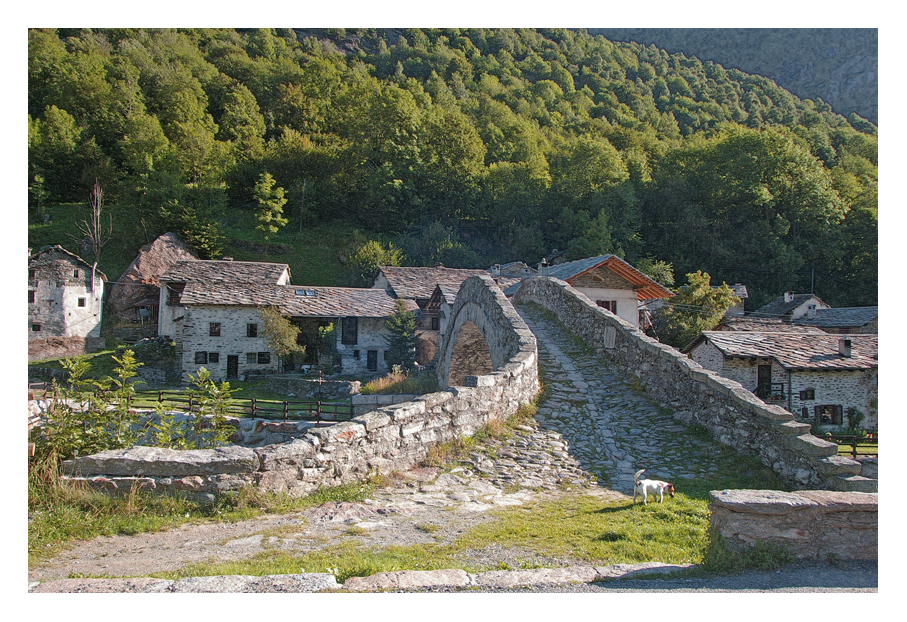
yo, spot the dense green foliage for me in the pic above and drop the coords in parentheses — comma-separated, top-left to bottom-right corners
(384, 299, 418, 370)
(651, 271, 738, 349)
(28, 28, 877, 309)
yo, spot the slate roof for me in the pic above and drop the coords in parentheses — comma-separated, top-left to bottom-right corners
(692, 331, 878, 371)
(542, 255, 674, 300)
(752, 293, 825, 318)
(376, 266, 489, 300)
(178, 284, 417, 318)
(160, 260, 290, 285)
(29, 245, 108, 281)
(717, 317, 825, 333)
(792, 307, 879, 329)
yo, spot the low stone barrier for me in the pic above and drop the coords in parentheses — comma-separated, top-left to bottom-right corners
(261, 375, 361, 400)
(709, 489, 878, 560)
(63, 278, 539, 499)
(513, 276, 873, 492)
(352, 393, 419, 415)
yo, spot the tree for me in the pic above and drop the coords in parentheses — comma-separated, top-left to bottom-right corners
(651, 271, 737, 349)
(342, 239, 404, 287)
(258, 306, 305, 371)
(73, 180, 112, 286)
(385, 299, 417, 370)
(254, 172, 288, 257)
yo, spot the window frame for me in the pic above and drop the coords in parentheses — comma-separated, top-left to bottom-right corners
(341, 316, 358, 345)
(257, 351, 271, 365)
(194, 351, 208, 365)
(209, 322, 221, 337)
(246, 323, 258, 338)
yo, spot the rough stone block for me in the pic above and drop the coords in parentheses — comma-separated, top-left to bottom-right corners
(63, 445, 259, 478)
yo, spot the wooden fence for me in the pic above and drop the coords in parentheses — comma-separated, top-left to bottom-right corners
(825, 434, 878, 459)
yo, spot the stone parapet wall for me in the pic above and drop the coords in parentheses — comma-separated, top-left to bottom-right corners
(63, 278, 539, 499)
(513, 277, 873, 492)
(709, 489, 878, 560)
(261, 376, 361, 400)
(352, 394, 419, 415)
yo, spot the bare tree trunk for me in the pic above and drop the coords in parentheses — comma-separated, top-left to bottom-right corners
(75, 180, 112, 289)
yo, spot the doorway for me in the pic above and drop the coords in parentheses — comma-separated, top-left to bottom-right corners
(227, 355, 239, 379)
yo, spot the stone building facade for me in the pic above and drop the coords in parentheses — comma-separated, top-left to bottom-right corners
(687, 332, 878, 430)
(28, 246, 106, 359)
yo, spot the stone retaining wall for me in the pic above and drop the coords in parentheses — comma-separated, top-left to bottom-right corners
(63, 278, 539, 499)
(352, 394, 420, 415)
(709, 489, 878, 560)
(513, 276, 874, 492)
(261, 375, 361, 400)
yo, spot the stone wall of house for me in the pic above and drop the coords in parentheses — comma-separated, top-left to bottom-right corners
(177, 306, 278, 381)
(28, 252, 104, 342)
(62, 277, 540, 499)
(513, 276, 874, 492)
(709, 489, 877, 560)
(335, 317, 394, 375)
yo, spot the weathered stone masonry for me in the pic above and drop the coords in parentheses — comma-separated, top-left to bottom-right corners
(513, 276, 874, 493)
(63, 277, 540, 497)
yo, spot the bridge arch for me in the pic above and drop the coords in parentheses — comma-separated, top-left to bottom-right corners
(437, 275, 537, 389)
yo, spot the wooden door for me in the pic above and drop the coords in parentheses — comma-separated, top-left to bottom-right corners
(367, 350, 378, 372)
(227, 355, 239, 379)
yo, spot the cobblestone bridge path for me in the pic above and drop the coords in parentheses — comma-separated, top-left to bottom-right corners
(515, 304, 724, 494)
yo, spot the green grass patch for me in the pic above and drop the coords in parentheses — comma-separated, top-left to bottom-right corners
(359, 370, 440, 395)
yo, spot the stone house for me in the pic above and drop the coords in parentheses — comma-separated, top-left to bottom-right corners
(791, 306, 878, 334)
(687, 331, 878, 430)
(752, 292, 830, 320)
(528, 255, 675, 329)
(28, 245, 106, 359)
(158, 259, 418, 380)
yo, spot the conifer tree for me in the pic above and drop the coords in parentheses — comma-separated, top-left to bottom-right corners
(254, 172, 288, 258)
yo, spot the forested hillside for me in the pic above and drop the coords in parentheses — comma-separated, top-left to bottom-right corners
(28, 28, 878, 309)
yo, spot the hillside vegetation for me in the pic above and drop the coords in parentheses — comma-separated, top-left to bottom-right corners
(28, 28, 877, 309)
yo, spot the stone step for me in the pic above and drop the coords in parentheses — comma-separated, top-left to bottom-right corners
(826, 475, 878, 493)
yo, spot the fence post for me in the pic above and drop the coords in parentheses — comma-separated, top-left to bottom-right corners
(251, 398, 256, 418)
(283, 401, 288, 421)
(851, 437, 858, 459)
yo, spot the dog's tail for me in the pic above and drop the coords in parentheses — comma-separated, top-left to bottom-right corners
(634, 469, 645, 485)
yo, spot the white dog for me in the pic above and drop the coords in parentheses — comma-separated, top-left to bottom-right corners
(633, 469, 675, 505)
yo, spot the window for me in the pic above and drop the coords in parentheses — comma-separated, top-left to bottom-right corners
(28, 290, 35, 304)
(195, 351, 208, 364)
(29, 270, 35, 280)
(257, 352, 271, 364)
(77, 297, 86, 307)
(596, 300, 617, 313)
(353, 350, 359, 359)
(209, 322, 221, 337)
(341, 317, 358, 345)
(73, 269, 80, 278)
(430, 317, 440, 331)
(799, 388, 815, 401)
(208, 352, 220, 363)
(31, 323, 41, 332)
(815, 404, 843, 426)
(246, 353, 257, 365)
(246, 323, 258, 338)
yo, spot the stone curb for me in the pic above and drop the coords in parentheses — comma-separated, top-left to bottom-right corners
(28, 563, 693, 593)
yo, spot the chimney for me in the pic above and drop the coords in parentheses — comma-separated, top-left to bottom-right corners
(538, 258, 550, 275)
(222, 256, 233, 261)
(491, 264, 501, 276)
(522, 267, 532, 279)
(839, 338, 852, 358)
(807, 305, 817, 319)
(784, 291, 795, 303)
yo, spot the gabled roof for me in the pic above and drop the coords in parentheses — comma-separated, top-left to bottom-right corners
(160, 260, 290, 286)
(752, 293, 825, 318)
(792, 307, 879, 329)
(29, 245, 107, 281)
(543, 255, 674, 300)
(376, 266, 489, 300)
(178, 284, 418, 318)
(690, 331, 878, 371)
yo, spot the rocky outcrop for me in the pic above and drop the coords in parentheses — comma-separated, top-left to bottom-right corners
(107, 232, 197, 321)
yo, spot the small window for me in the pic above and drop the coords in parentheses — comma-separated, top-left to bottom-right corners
(28, 290, 35, 304)
(430, 317, 440, 331)
(77, 297, 86, 308)
(194, 351, 208, 365)
(815, 404, 843, 426)
(799, 388, 815, 401)
(246, 323, 258, 338)
(352, 350, 359, 359)
(31, 323, 41, 332)
(246, 352, 257, 365)
(257, 351, 271, 364)
(596, 300, 617, 313)
(207, 352, 220, 363)
(73, 269, 80, 278)
(209, 323, 221, 337)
